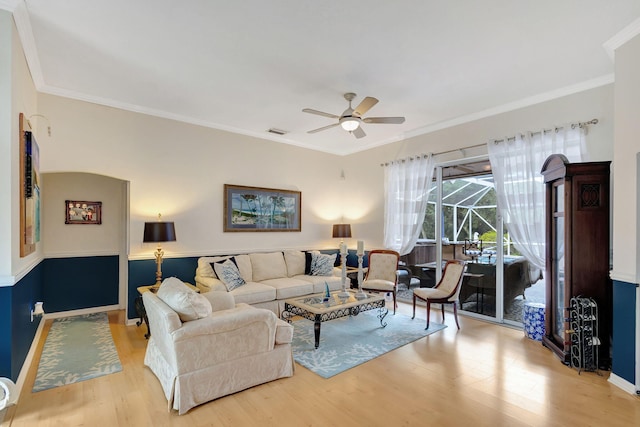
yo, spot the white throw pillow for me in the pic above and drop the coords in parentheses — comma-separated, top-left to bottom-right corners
(213, 258, 246, 291)
(197, 256, 231, 278)
(157, 277, 212, 322)
(250, 252, 288, 281)
(197, 255, 253, 281)
(232, 254, 253, 282)
(310, 252, 336, 276)
(283, 250, 305, 277)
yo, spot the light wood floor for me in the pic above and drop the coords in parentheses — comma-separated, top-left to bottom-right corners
(3, 302, 639, 427)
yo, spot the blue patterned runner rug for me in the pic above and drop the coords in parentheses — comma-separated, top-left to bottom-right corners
(291, 310, 446, 378)
(33, 312, 122, 392)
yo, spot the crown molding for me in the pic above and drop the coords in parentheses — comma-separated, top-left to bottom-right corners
(12, 1, 45, 87)
(603, 16, 640, 61)
(37, 82, 348, 155)
(0, 0, 20, 12)
(404, 74, 614, 141)
(6, 0, 621, 158)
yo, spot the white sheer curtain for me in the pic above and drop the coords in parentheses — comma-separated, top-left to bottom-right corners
(383, 154, 435, 255)
(487, 125, 588, 269)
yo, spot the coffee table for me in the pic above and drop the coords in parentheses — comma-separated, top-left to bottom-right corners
(281, 289, 388, 349)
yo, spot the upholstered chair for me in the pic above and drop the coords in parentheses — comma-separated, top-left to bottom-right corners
(143, 279, 294, 414)
(361, 249, 400, 314)
(412, 260, 466, 329)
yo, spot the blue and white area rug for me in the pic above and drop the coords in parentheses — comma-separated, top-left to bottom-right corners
(292, 311, 446, 378)
(33, 312, 122, 392)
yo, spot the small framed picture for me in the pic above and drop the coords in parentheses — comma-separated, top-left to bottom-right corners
(65, 200, 102, 224)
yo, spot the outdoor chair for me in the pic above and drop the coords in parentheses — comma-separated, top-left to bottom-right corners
(361, 249, 400, 314)
(412, 259, 466, 329)
(397, 265, 421, 291)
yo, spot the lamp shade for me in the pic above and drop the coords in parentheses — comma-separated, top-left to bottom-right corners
(143, 221, 176, 243)
(332, 223, 352, 239)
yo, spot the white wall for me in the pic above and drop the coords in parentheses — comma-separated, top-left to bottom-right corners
(613, 34, 640, 284)
(0, 11, 13, 281)
(343, 85, 614, 248)
(37, 94, 350, 259)
(41, 172, 126, 257)
(35, 85, 613, 261)
(612, 31, 640, 391)
(2, 14, 39, 282)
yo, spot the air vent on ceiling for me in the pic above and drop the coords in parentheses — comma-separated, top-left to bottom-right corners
(267, 128, 288, 135)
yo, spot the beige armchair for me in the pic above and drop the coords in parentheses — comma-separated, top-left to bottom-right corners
(361, 249, 400, 314)
(142, 278, 294, 415)
(412, 260, 466, 329)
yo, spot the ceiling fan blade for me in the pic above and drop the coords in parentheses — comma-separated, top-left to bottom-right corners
(352, 97, 378, 117)
(307, 123, 340, 134)
(302, 108, 340, 119)
(352, 126, 366, 139)
(363, 116, 405, 124)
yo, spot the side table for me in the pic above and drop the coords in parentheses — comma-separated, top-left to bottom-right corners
(135, 282, 198, 339)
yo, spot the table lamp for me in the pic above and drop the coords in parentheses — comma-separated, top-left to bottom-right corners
(332, 223, 352, 242)
(144, 214, 176, 288)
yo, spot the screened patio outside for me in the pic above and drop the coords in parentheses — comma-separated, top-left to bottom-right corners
(399, 168, 544, 324)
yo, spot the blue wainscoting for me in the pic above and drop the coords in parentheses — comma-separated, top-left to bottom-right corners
(0, 262, 44, 381)
(0, 285, 12, 379)
(43, 256, 119, 312)
(127, 257, 199, 320)
(126, 251, 369, 320)
(612, 279, 638, 385)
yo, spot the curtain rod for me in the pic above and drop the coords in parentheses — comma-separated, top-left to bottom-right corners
(380, 118, 599, 167)
(491, 118, 598, 144)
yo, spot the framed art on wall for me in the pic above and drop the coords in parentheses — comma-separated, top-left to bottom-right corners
(65, 200, 102, 224)
(19, 113, 40, 256)
(224, 184, 301, 232)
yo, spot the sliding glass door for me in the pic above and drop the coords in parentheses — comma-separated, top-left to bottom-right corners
(418, 158, 544, 325)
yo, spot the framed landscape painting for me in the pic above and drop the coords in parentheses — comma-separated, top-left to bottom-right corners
(224, 184, 301, 232)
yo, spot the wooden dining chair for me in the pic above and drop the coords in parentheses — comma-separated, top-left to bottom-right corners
(361, 249, 400, 314)
(412, 259, 466, 329)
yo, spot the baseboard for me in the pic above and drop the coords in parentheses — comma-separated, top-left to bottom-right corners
(608, 373, 638, 395)
(125, 318, 140, 327)
(43, 304, 120, 320)
(14, 316, 46, 404)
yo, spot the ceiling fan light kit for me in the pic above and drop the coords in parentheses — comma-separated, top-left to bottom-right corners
(340, 116, 360, 131)
(303, 92, 405, 139)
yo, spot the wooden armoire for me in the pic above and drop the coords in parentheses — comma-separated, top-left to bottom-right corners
(540, 154, 611, 368)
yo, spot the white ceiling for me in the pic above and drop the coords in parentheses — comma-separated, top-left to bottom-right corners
(4, 1, 640, 155)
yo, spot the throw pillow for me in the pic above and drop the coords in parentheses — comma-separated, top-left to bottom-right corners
(249, 252, 287, 281)
(283, 250, 305, 277)
(210, 256, 239, 279)
(310, 252, 337, 276)
(156, 277, 212, 322)
(198, 255, 232, 278)
(304, 251, 313, 274)
(213, 258, 246, 291)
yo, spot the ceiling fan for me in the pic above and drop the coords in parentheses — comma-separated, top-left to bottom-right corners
(302, 92, 405, 139)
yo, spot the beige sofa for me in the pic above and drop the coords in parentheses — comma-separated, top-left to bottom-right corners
(194, 250, 343, 314)
(143, 279, 294, 415)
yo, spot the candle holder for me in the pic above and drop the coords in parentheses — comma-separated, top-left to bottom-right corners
(338, 245, 350, 298)
(356, 253, 367, 299)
